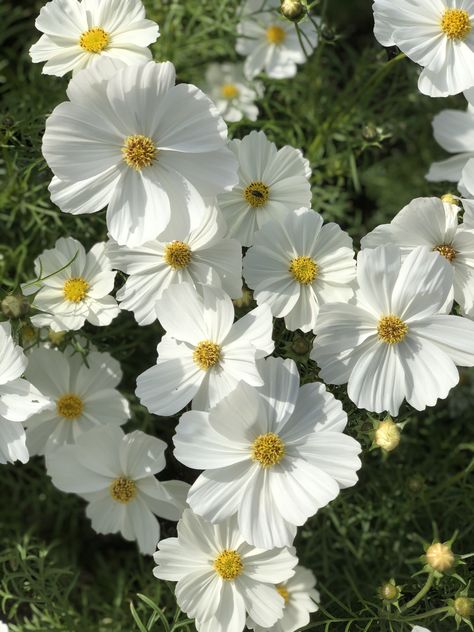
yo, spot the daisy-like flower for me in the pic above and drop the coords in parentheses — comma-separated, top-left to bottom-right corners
(217, 130, 312, 246)
(204, 63, 264, 123)
(107, 204, 243, 325)
(136, 283, 274, 416)
(312, 245, 474, 416)
(462, 196, 474, 228)
(22, 237, 119, 332)
(153, 509, 297, 632)
(426, 99, 474, 195)
(361, 197, 474, 318)
(46, 425, 189, 555)
(247, 565, 320, 632)
(0, 323, 52, 465)
(43, 60, 238, 247)
(236, 0, 319, 80)
(24, 346, 130, 455)
(412, 627, 431, 632)
(0, 623, 8, 632)
(29, 0, 159, 77)
(173, 357, 362, 548)
(243, 208, 356, 332)
(373, 0, 474, 97)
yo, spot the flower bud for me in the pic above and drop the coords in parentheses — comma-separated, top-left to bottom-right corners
(374, 418, 400, 452)
(426, 542, 454, 573)
(454, 597, 473, 618)
(233, 287, 253, 309)
(291, 335, 311, 356)
(280, 0, 306, 22)
(1, 294, 29, 319)
(378, 582, 400, 602)
(48, 329, 66, 346)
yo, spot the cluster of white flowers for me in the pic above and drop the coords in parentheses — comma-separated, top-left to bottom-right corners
(0, 0, 472, 630)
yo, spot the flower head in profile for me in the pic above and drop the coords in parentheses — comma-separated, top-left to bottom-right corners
(247, 565, 320, 632)
(173, 357, 362, 548)
(204, 63, 264, 122)
(107, 204, 243, 325)
(153, 509, 297, 632)
(312, 245, 474, 415)
(46, 425, 189, 554)
(373, 0, 474, 96)
(43, 60, 238, 247)
(24, 346, 130, 455)
(244, 208, 356, 332)
(361, 197, 474, 318)
(136, 283, 274, 415)
(217, 130, 312, 246)
(0, 323, 53, 465)
(22, 237, 119, 331)
(426, 97, 474, 196)
(236, 0, 319, 79)
(29, 0, 159, 77)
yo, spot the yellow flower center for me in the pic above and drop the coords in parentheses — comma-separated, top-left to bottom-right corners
(251, 432, 285, 467)
(377, 315, 408, 344)
(63, 277, 89, 303)
(266, 24, 286, 44)
(441, 193, 459, 205)
(440, 8, 471, 40)
(433, 243, 457, 262)
(277, 584, 290, 604)
(289, 256, 318, 285)
(56, 393, 84, 420)
(109, 477, 137, 504)
(213, 550, 243, 580)
(243, 181, 270, 208)
(122, 135, 157, 170)
(221, 83, 239, 99)
(164, 241, 192, 269)
(193, 340, 222, 370)
(79, 27, 109, 53)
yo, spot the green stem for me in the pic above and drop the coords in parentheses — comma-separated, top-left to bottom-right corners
(401, 574, 434, 612)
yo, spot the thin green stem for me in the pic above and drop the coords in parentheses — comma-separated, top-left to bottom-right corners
(401, 574, 434, 612)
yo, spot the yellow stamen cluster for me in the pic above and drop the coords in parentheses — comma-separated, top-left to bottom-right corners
(221, 83, 239, 99)
(440, 8, 471, 40)
(164, 241, 192, 269)
(243, 181, 270, 208)
(122, 135, 157, 170)
(266, 24, 286, 44)
(441, 193, 459, 205)
(433, 243, 457, 262)
(213, 549, 244, 580)
(277, 584, 290, 604)
(79, 27, 109, 53)
(63, 277, 89, 303)
(193, 340, 222, 370)
(251, 432, 285, 467)
(56, 394, 84, 420)
(377, 315, 408, 345)
(289, 256, 318, 285)
(109, 477, 137, 504)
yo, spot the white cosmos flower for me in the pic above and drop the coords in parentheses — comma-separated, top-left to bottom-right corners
(22, 237, 119, 332)
(0, 323, 53, 465)
(136, 283, 274, 416)
(426, 98, 474, 195)
(412, 627, 432, 632)
(24, 346, 130, 455)
(243, 208, 356, 332)
(361, 197, 474, 318)
(217, 130, 312, 246)
(173, 357, 362, 549)
(46, 425, 189, 555)
(29, 0, 159, 77)
(107, 204, 243, 326)
(42, 60, 238, 247)
(247, 565, 320, 632)
(373, 0, 474, 96)
(0, 622, 8, 632)
(311, 245, 474, 416)
(204, 63, 264, 123)
(153, 509, 297, 632)
(236, 0, 319, 80)
(462, 196, 474, 227)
